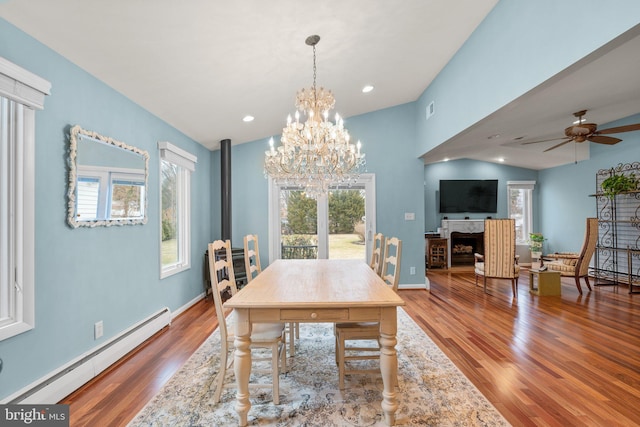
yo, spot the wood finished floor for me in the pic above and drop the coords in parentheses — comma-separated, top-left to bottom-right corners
(61, 268, 640, 426)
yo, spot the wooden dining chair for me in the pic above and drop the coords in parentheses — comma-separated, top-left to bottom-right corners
(335, 237, 402, 389)
(243, 234, 262, 282)
(369, 233, 385, 277)
(243, 234, 299, 357)
(209, 240, 286, 404)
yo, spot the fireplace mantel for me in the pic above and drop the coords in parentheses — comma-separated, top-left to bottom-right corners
(441, 220, 484, 268)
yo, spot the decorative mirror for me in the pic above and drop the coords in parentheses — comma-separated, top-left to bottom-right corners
(67, 125, 149, 228)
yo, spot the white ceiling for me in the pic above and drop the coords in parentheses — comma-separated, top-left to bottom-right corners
(2, 1, 639, 170)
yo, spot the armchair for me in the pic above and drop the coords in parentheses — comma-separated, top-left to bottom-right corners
(544, 217, 598, 294)
(474, 219, 520, 297)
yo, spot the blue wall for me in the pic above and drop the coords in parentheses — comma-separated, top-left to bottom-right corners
(424, 121, 640, 253)
(424, 160, 538, 232)
(539, 113, 640, 252)
(2, 0, 640, 402)
(415, 0, 640, 157)
(0, 19, 213, 400)
(229, 103, 426, 286)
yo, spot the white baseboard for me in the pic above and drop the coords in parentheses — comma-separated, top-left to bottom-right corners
(3, 306, 173, 404)
(399, 281, 429, 290)
(172, 292, 205, 320)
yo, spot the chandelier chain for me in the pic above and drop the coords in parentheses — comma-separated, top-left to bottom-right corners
(312, 43, 317, 110)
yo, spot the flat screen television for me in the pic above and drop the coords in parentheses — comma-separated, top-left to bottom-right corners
(439, 179, 498, 213)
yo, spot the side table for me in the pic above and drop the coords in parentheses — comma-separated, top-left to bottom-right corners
(529, 269, 561, 296)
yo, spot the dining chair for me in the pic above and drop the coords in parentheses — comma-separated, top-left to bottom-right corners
(243, 234, 262, 282)
(369, 233, 385, 277)
(208, 240, 286, 404)
(473, 219, 520, 297)
(335, 237, 402, 389)
(544, 217, 598, 294)
(243, 234, 299, 357)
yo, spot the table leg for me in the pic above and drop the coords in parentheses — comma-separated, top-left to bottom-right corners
(379, 307, 399, 426)
(233, 309, 252, 426)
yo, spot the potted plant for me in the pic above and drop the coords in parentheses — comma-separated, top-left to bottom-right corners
(601, 169, 638, 198)
(528, 233, 545, 259)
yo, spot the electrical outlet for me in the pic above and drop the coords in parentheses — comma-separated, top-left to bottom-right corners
(410, 266, 416, 275)
(94, 321, 104, 339)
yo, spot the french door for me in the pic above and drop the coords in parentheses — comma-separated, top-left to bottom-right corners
(268, 174, 376, 262)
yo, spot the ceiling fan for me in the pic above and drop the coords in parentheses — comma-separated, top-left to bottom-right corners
(522, 110, 640, 152)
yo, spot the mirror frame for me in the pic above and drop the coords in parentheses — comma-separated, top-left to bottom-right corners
(67, 125, 150, 228)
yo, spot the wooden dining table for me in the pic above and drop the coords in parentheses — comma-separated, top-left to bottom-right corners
(224, 258, 406, 426)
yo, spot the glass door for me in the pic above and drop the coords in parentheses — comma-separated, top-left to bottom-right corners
(279, 188, 319, 259)
(327, 188, 366, 260)
(269, 174, 376, 262)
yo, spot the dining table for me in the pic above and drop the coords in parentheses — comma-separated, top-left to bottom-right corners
(223, 258, 406, 426)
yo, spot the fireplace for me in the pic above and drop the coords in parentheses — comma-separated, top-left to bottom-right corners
(441, 219, 485, 268)
(450, 232, 484, 266)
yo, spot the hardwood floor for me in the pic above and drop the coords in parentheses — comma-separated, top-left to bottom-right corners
(61, 269, 640, 426)
(60, 298, 219, 427)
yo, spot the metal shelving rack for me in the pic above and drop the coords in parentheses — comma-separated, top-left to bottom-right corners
(592, 162, 640, 293)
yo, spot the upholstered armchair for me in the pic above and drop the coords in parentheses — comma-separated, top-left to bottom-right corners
(474, 219, 520, 297)
(544, 217, 598, 294)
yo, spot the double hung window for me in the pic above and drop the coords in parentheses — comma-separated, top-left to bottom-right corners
(507, 181, 536, 245)
(159, 142, 197, 278)
(76, 166, 145, 221)
(0, 57, 50, 341)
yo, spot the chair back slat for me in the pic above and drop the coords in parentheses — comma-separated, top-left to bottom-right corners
(243, 234, 262, 282)
(381, 237, 402, 292)
(208, 240, 238, 345)
(369, 233, 385, 276)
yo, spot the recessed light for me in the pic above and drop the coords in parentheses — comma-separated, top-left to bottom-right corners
(498, 157, 505, 162)
(362, 85, 374, 93)
(243, 115, 254, 122)
(443, 158, 449, 162)
(487, 134, 501, 139)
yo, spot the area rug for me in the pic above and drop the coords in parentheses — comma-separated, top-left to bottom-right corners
(128, 308, 510, 426)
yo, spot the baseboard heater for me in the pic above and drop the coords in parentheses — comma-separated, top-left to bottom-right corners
(4, 307, 172, 404)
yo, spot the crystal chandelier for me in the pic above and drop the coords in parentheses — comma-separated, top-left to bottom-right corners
(264, 35, 366, 198)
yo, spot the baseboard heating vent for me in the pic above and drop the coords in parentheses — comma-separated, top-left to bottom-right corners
(5, 307, 171, 404)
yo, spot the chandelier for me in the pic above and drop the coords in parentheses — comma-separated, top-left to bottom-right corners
(264, 35, 366, 198)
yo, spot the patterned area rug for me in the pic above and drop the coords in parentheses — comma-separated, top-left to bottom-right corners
(128, 308, 510, 426)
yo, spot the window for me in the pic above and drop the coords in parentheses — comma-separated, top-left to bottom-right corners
(76, 166, 145, 221)
(159, 142, 196, 278)
(507, 181, 535, 245)
(268, 174, 376, 262)
(0, 57, 50, 341)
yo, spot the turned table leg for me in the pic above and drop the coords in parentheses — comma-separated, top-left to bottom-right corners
(233, 309, 252, 426)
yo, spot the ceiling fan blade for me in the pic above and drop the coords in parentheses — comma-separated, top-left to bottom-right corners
(521, 136, 569, 145)
(543, 139, 573, 152)
(588, 135, 622, 145)
(595, 123, 640, 134)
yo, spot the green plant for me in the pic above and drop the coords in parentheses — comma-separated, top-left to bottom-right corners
(528, 233, 545, 252)
(601, 170, 638, 198)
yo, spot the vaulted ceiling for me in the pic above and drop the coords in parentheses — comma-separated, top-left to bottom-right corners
(2, 1, 639, 170)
